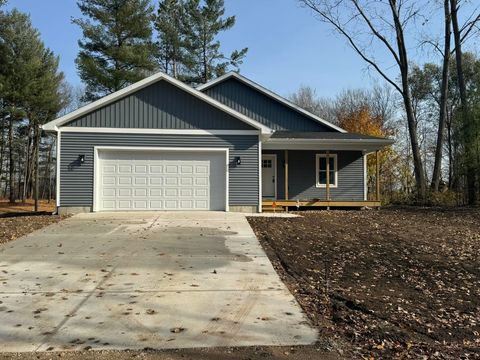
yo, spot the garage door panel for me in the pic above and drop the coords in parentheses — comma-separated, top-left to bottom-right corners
(150, 165, 163, 174)
(103, 165, 116, 173)
(164, 177, 178, 186)
(180, 177, 193, 186)
(118, 188, 132, 197)
(149, 200, 163, 209)
(134, 165, 147, 174)
(103, 176, 116, 185)
(195, 200, 208, 209)
(134, 188, 147, 197)
(118, 200, 132, 209)
(118, 177, 132, 185)
(149, 177, 162, 185)
(165, 165, 178, 174)
(149, 188, 162, 197)
(118, 165, 132, 173)
(180, 188, 193, 197)
(103, 188, 115, 197)
(134, 177, 147, 185)
(164, 188, 178, 197)
(97, 150, 225, 211)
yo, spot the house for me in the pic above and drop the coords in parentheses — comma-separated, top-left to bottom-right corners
(42, 72, 394, 214)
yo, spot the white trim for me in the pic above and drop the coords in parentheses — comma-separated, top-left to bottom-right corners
(263, 139, 393, 152)
(60, 127, 260, 136)
(363, 153, 368, 201)
(225, 148, 230, 212)
(56, 131, 61, 208)
(198, 72, 347, 133)
(315, 153, 338, 188)
(93, 146, 229, 212)
(42, 72, 272, 134)
(258, 136, 262, 212)
(261, 154, 277, 199)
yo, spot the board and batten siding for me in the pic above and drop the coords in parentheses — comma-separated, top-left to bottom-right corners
(263, 150, 365, 201)
(203, 78, 334, 132)
(60, 133, 259, 208)
(65, 80, 254, 130)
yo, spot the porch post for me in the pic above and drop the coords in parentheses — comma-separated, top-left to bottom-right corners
(284, 150, 289, 200)
(326, 151, 330, 201)
(376, 150, 380, 202)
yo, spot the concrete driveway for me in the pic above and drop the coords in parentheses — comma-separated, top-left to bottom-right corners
(0, 212, 317, 352)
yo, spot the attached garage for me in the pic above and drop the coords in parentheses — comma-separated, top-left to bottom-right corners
(94, 147, 228, 211)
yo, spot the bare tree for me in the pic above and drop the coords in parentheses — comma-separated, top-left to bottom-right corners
(299, 0, 427, 200)
(289, 85, 322, 115)
(428, 0, 451, 191)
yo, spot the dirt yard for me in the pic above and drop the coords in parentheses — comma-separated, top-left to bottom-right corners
(248, 207, 480, 359)
(0, 199, 56, 214)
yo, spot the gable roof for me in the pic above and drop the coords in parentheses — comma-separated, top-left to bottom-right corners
(197, 72, 347, 133)
(42, 72, 272, 134)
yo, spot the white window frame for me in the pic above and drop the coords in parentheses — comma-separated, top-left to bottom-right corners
(315, 153, 338, 188)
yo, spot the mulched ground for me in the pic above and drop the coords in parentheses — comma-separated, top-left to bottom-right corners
(248, 207, 480, 359)
(0, 214, 67, 245)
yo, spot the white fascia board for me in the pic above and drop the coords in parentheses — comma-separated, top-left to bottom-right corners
(60, 127, 260, 136)
(198, 72, 347, 133)
(262, 138, 394, 151)
(42, 72, 272, 135)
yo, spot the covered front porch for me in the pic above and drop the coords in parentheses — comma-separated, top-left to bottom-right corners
(260, 131, 392, 211)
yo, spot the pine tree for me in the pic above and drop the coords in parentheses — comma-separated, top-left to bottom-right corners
(155, 0, 187, 78)
(183, 0, 248, 84)
(73, 0, 157, 101)
(0, 9, 65, 204)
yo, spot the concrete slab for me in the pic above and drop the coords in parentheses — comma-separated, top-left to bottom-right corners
(0, 212, 317, 352)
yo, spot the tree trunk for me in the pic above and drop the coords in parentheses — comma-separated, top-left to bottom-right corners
(450, 0, 477, 204)
(8, 114, 15, 204)
(390, 0, 426, 201)
(431, 0, 451, 191)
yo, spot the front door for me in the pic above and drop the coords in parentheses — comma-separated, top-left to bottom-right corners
(262, 154, 276, 199)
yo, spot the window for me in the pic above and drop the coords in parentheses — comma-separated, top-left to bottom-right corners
(316, 153, 337, 188)
(262, 159, 272, 168)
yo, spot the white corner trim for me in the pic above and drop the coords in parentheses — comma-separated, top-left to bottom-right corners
(56, 131, 61, 208)
(225, 148, 230, 212)
(60, 127, 260, 136)
(42, 72, 273, 135)
(197, 72, 347, 133)
(258, 136, 262, 213)
(315, 153, 338, 189)
(363, 153, 368, 201)
(92, 146, 230, 212)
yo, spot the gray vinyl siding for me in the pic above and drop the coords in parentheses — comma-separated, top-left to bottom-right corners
(263, 150, 365, 201)
(65, 80, 254, 130)
(203, 78, 334, 132)
(60, 133, 259, 207)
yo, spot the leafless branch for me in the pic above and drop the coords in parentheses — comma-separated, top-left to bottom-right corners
(300, 0, 403, 95)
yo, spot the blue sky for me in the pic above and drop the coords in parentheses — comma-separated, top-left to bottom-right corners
(4, 0, 414, 98)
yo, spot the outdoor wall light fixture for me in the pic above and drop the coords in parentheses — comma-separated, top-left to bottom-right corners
(234, 156, 241, 166)
(78, 154, 85, 164)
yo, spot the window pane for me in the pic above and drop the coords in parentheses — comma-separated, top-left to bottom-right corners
(319, 157, 326, 171)
(329, 157, 335, 169)
(329, 171, 335, 185)
(318, 171, 327, 184)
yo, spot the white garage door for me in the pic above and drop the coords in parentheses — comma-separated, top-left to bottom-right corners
(96, 149, 227, 211)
